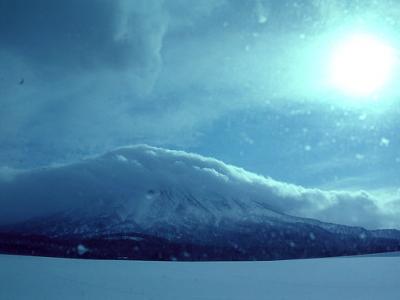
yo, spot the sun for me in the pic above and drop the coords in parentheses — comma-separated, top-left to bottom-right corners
(328, 33, 397, 97)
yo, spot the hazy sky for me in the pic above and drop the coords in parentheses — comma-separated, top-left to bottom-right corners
(0, 0, 399, 194)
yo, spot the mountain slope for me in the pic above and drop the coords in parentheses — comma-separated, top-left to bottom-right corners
(0, 145, 399, 260)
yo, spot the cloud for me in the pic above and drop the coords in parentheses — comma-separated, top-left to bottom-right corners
(0, 0, 399, 203)
(0, 145, 398, 230)
(1, 0, 251, 167)
(0, 0, 166, 79)
(0, 0, 170, 165)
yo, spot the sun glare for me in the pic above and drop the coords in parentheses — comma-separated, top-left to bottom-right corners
(328, 33, 397, 97)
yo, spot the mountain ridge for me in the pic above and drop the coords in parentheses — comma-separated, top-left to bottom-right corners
(1, 145, 399, 260)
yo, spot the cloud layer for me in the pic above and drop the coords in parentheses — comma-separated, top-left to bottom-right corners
(0, 2, 393, 156)
(0, 0, 169, 165)
(1, 0, 399, 197)
(1, 145, 398, 230)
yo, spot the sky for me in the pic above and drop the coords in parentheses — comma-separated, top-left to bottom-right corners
(0, 0, 400, 198)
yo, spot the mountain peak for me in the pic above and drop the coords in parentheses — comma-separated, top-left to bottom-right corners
(1, 145, 400, 260)
(0, 145, 397, 231)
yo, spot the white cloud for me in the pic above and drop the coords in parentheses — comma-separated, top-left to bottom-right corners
(1, 145, 398, 229)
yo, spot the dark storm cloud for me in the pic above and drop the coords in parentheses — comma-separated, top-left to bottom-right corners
(0, 0, 250, 167)
(0, 0, 170, 166)
(1, 0, 115, 67)
(0, 0, 166, 75)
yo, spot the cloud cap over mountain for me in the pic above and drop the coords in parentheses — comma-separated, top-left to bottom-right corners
(1, 145, 398, 230)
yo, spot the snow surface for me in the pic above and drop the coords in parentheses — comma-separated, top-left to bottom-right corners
(0, 254, 399, 300)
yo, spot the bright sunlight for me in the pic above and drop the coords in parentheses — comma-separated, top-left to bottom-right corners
(328, 33, 397, 97)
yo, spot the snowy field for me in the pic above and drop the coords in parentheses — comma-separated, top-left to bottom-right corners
(1, 254, 399, 300)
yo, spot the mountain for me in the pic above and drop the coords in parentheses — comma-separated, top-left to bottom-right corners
(0, 145, 399, 260)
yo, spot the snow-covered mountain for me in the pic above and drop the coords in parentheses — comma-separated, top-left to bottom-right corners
(1, 145, 399, 260)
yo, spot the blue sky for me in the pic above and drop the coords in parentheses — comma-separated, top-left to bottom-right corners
(0, 0, 399, 194)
